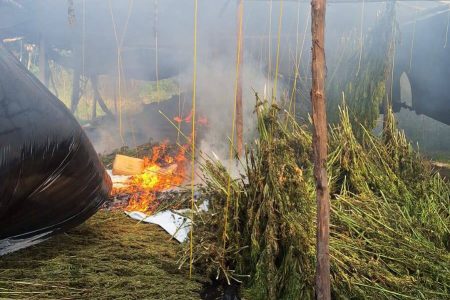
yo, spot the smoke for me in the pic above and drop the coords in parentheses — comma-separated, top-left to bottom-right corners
(178, 53, 278, 162)
(1, 0, 448, 156)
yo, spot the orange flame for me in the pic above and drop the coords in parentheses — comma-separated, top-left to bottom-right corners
(112, 142, 187, 213)
(173, 111, 208, 126)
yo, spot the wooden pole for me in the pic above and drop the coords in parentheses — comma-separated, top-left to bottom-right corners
(236, 0, 244, 156)
(310, 0, 331, 299)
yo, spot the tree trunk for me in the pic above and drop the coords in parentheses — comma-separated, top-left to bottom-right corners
(311, 0, 331, 299)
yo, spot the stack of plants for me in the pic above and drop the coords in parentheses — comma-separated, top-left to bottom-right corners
(327, 4, 397, 134)
(184, 98, 450, 299)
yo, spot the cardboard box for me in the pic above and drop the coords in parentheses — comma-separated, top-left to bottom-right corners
(112, 154, 145, 176)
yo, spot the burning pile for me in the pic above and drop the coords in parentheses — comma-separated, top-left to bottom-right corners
(110, 142, 188, 213)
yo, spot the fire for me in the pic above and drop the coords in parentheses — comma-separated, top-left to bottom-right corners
(173, 110, 208, 126)
(112, 142, 187, 213)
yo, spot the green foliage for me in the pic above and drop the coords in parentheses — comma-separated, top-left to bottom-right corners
(187, 100, 450, 299)
(327, 5, 397, 136)
(140, 78, 180, 104)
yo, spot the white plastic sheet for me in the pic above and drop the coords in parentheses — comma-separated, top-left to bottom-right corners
(125, 201, 209, 243)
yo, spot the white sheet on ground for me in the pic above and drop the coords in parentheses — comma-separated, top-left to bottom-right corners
(125, 200, 208, 243)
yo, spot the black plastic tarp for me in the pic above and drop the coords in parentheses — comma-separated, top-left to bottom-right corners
(0, 43, 111, 255)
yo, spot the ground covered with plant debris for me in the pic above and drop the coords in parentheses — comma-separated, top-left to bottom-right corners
(0, 211, 202, 300)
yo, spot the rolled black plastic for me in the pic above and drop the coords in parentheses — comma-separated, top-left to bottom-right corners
(0, 44, 111, 255)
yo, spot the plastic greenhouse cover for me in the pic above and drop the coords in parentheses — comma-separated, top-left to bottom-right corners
(0, 43, 111, 255)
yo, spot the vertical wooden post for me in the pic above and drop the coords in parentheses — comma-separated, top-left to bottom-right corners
(236, 0, 244, 157)
(310, 0, 331, 299)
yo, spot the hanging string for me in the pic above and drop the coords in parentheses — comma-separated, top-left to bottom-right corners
(289, 5, 309, 117)
(266, 0, 273, 100)
(390, 17, 397, 106)
(82, 0, 87, 119)
(189, 0, 198, 279)
(108, 0, 134, 144)
(288, 0, 301, 116)
(109, 0, 124, 143)
(222, 0, 244, 264)
(82, 0, 86, 83)
(273, 0, 283, 100)
(409, 3, 417, 72)
(356, 0, 365, 76)
(177, 73, 182, 144)
(154, 0, 160, 102)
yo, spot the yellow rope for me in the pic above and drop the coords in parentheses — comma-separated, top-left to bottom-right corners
(390, 21, 397, 105)
(273, 0, 283, 100)
(108, 0, 124, 143)
(356, 0, 366, 76)
(108, 0, 134, 145)
(288, 1, 300, 116)
(80, 0, 86, 120)
(189, 0, 198, 279)
(177, 76, 182, 144)
(289, 7, 309, 117)
(154, 0, 160, 102)
(82, 0, 86, 84)
(266, 0, 273, 100)
(222, 0, 244, 264)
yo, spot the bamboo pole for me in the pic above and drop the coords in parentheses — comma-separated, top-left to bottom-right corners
(310, 0, 331, 298)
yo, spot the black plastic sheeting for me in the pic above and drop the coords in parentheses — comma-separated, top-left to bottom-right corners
(0, 43, 111, 255)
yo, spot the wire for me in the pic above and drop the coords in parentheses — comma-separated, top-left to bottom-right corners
(189, 0, 198, 279)
(267, 0, 273, 100)
(108, 0, 134, 145)
(288, 0, 301, 116)
(390, 16, 397, 106)
(82, 0, 87, 120)
(356, 0, 366, 76)
(289, 6, 309, 117)
(154, 0, 160, 102)
(222, 0, 244, 266)
(273, 0, 283, 100)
